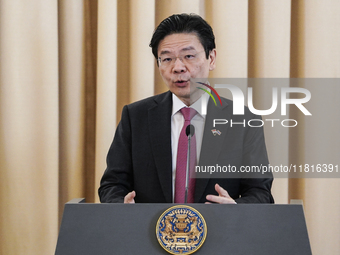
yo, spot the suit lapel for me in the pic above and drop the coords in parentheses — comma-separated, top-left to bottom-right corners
(194, 98, 231, 202)
(148, 91, 173, 203)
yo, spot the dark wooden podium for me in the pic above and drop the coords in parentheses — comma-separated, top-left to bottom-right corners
(55, 199, 311, 255)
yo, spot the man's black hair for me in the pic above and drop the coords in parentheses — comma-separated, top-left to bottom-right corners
(149, 13, 216, 60)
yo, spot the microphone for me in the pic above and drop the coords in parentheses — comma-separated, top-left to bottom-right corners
(185, 124, 195, 203)
(186, 124, 195, 138)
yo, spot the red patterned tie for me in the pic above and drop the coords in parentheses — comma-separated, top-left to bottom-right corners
(174, 107, 197, 203)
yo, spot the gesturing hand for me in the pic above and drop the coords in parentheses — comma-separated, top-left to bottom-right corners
(124, 191, 136, 203)
(205, 184, 237, 204)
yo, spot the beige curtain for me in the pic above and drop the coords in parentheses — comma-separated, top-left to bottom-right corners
(0, 0, 339, 254)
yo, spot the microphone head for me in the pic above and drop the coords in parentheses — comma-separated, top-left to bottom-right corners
(186, 124, 195, 137)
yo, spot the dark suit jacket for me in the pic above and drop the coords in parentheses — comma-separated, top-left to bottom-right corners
(99, 91, 274, 203)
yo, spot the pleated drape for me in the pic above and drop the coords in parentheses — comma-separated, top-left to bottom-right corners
(0, 0, 339, 254)
(0, 1, 59, 254)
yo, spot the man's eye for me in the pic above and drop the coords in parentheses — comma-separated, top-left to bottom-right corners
(185, 54, 195, 59)
(162, 57, 172, 63)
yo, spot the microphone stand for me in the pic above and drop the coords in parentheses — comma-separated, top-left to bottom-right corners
(184, 124, 195, 203)
(184, 133, 191, 203)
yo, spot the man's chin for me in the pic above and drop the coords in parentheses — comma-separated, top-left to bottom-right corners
(172, 90, 203, 105)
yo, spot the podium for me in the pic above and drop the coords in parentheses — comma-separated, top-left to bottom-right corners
(55, 199, 311, 254)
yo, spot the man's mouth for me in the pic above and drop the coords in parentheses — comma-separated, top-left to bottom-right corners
(174, 80, 189, 87)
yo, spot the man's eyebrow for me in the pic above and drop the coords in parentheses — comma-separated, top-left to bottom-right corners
(159, 50, 171, 56)
(159, 46, 197, 56)
(180, 46, 196, 52)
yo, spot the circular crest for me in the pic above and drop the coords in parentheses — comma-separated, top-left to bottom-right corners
(156, 205, 207, 254)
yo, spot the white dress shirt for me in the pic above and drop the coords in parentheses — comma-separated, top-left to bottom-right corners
(171, 93, 208, 201)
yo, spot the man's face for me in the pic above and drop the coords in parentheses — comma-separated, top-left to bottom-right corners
(157, 33, 216, 105)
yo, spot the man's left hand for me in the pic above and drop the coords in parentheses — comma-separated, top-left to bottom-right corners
(205, 183, 237, 204)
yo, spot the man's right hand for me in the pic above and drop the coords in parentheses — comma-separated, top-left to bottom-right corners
(124, 191, 136, 203)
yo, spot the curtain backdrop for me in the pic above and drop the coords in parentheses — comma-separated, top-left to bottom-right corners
(0, 0, 339, 254)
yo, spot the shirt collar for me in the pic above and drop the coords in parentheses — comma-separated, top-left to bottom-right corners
(172, 92, 209, 119)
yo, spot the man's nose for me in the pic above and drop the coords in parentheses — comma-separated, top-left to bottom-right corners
(172, 57, 186, 73)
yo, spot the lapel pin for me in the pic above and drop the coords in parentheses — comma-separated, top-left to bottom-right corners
(211, 129, 221, 136)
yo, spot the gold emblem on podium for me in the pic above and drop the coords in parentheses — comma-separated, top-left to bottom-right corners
(156, 205, 207, 254)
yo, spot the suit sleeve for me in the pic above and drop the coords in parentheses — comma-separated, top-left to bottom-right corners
(98, 105, 133, 203)
(234, 114, 274, 204)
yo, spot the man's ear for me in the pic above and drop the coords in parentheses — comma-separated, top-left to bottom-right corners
(209, 49, 217, 71)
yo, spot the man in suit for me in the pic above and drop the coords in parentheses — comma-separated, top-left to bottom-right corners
(99, 14, 274, 204)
